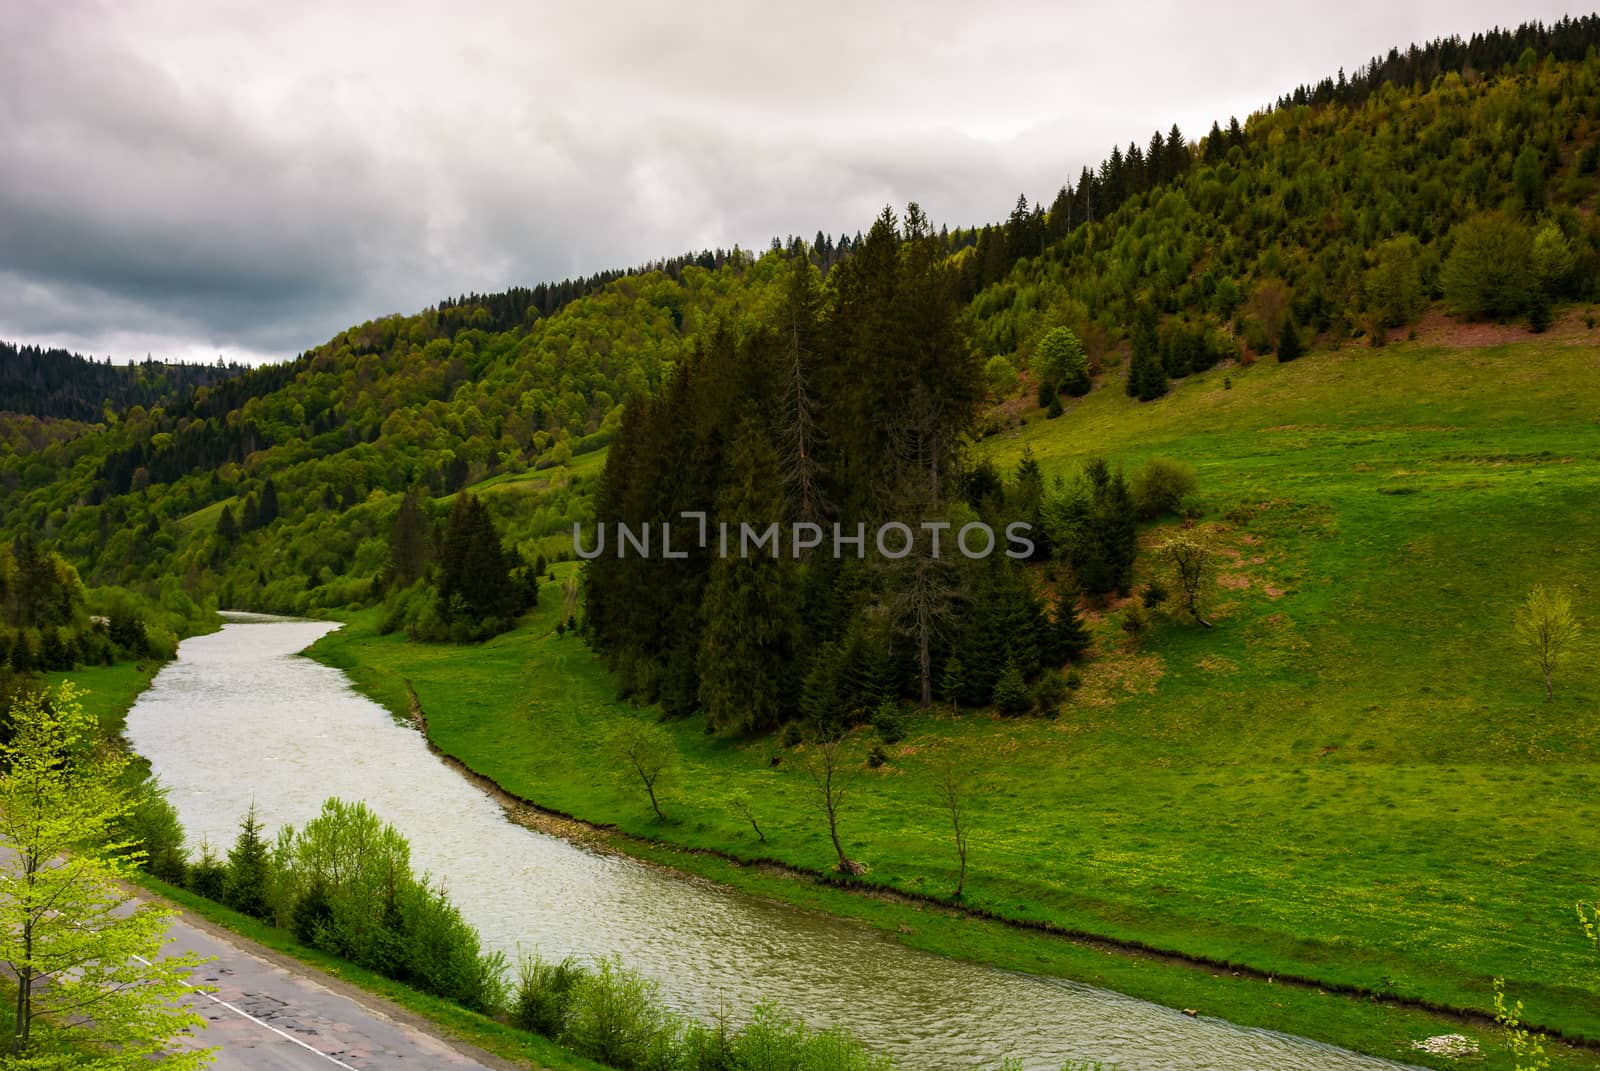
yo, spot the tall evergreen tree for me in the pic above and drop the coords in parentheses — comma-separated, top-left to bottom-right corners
(697, 415, 793, 734)
(387, 487, 432, 588)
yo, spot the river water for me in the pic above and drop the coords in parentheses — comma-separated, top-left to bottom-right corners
(124, 615, 1419, 1071)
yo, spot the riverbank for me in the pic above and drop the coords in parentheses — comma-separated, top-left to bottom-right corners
(304, 591, 1598, 1071)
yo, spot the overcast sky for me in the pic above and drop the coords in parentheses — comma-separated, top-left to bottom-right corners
(0, 0, 1585, 365)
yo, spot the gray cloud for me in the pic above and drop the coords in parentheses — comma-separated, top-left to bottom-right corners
(0, 0, 1586, 364)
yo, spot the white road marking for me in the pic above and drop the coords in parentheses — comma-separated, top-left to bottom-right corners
(134, 952, 361, 1071)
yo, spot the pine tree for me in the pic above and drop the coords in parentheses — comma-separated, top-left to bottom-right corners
(1042, 596, 1093, 665)
(1277, 319, 1305, 362)
(939, 656, 965, 712)
(258, 478, 280, 525)
(437, 494, 517, 632)
(697, 415, 793, 734)
(387, 487, 432, 588)
(215, 504, 238, 543)
(224, 803, 272, 920)
(991, 655, 1030, 716)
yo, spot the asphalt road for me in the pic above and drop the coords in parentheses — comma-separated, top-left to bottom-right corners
(155, 907, 508, 1071)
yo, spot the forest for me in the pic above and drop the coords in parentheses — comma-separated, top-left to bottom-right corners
(2, 16, 1599, 697)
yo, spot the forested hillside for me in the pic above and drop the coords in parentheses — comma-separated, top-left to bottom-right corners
(0, 341, 248, 422)
(3, 16, 1599, 666)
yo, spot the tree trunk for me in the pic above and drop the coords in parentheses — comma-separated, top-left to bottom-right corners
(646, 781, 665, 821)
(918, 613, 932, 708)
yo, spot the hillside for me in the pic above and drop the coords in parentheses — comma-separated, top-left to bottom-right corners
(3, 24, 1600, 629)
(312, 329, 1600, 1062)
(3, 15, 1600, 1069)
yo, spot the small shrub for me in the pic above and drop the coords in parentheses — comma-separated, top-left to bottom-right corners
(1131, 458, 1198, 519)
(781, 722, 804, 748)
(866, 745, 888, 768)
(1142, 583, 1169, 609)
(564, 957, 673, 1071)
(1065, 668, 1083, 691)
(871, 702, 905, 745)
(513, 953, 588, 1037)
(1121, 602, 1151, 648)
(1032, 671, 1067, 717)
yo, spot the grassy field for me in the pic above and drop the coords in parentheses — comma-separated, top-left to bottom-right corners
(306, 332, 1600, 1068)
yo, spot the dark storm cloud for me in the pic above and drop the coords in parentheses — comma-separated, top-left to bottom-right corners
(0, 0, 1587, 363)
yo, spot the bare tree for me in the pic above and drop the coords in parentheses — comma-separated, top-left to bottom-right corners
(888, 537, 961, 707)
(939, 761, 971, 899)
(1163, 534, 1215, 627)
(800, 736, 863, 874)
(1514, 585, 1582, 702)
(776, 256, 829, 528)
(610, 719, 676, 821)
(730, 793, 765, 844)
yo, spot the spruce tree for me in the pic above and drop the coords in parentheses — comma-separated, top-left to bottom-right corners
(1042, 597, 1093, 665)
(387, 487, 432, 588)
(992, 655, 1030, 716)
(215, 505, 238, 543)
(1277, 319, 1305, 362)
(939, 656, 965, 712)
(224, 804, 272, 920)
(697, 415, 792, 734)
(258, 479, 280, 525)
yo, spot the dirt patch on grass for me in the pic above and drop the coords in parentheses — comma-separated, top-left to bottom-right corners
(1411, 307, 1596, 348)
(1197, 655, 1238, 675)
(1078, 652, 1166, 706)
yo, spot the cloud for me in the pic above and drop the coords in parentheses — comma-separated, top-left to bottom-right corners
(0, 0, 1585, 363)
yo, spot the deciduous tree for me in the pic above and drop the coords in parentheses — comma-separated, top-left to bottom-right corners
(0, 683, 211, 1068)
(610, 718, 677, 821)
(1514, 585, 1581, 701)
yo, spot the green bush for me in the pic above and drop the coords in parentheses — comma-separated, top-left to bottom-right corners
(1130, 458, 1198, 520)
(513, 953, 588, 1037)
(119, 778, 189, 884)
(564, 957, 674, 1071)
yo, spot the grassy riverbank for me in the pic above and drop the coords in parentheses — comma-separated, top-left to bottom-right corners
(310, 335, 1600, 1069)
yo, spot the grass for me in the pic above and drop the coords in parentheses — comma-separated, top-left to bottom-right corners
(308, 335, 1600, 1068)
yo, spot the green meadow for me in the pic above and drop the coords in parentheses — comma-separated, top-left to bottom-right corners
(306, 336, 1600, 1067)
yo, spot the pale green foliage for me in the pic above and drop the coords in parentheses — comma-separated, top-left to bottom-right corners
(1513, 585, 1581, 701)
(1576, 895, 1600, 955)
(1492, 978, 1550, 1071)
(0, 683, 212, 1068)
(1530, 222, 1576, 298)
(266, 798, 505, 1010)
(983, 354, 1018, 398)
(609, 718, 677, 821)
(1032, 327, 1090, 395)
(563, 957, 675, 1070)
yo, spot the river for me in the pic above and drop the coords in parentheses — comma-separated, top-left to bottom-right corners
(124, 615, 1420, 1071)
